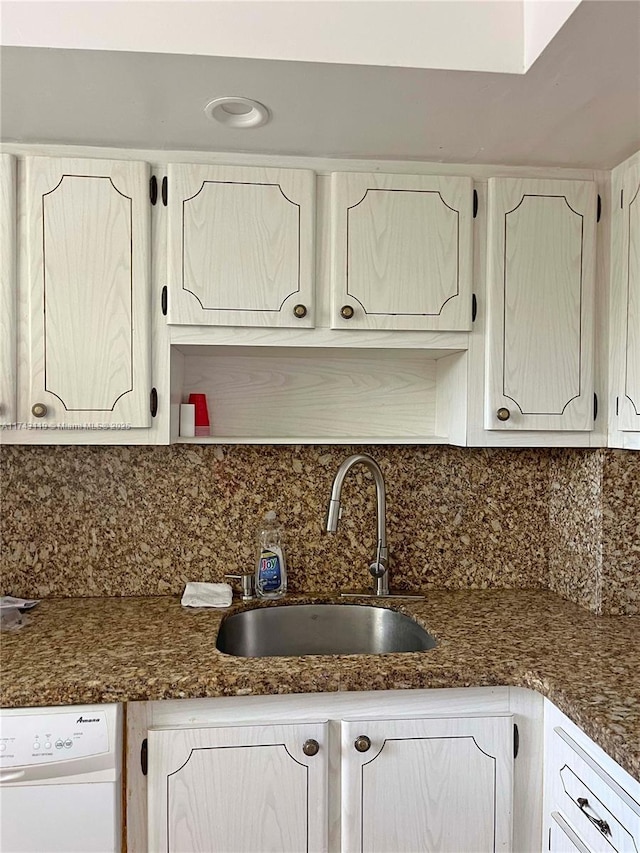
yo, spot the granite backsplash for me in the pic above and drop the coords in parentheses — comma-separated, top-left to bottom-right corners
(1, 445, 637, 614)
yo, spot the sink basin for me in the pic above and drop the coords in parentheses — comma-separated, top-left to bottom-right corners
(216, 603, 437, 657)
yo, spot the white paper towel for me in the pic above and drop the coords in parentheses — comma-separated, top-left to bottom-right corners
(181, 582, 233, 608)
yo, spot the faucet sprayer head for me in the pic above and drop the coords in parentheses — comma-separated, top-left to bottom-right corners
(325, 499, 341, 533)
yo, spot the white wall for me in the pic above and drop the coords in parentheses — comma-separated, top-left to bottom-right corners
(523, 0, 582, 70)
(0, 0, 553, 74)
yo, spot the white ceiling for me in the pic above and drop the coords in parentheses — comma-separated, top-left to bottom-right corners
(1, 0, 639, 168)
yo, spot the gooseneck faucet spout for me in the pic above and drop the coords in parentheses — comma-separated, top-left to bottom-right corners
(325, 453, 389, 596)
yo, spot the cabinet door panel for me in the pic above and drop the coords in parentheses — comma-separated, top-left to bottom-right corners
(25, 156, 151, 428)
(331, 172, 473, 331)
(0, 154, 16, 425)
(620, 164, 640, 431)
(341, 715, 513, 852)
(148, 722, 328, 853)
(167, 164, 315, 328)
(485, 178, 596, 431)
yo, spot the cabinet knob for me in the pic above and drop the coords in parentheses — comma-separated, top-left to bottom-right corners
(293, 304, 307, 319)
(302, 739, 320, 757)
(354, 735, 371, 753)
(340, 305, 355, 320)
(496, 407, 511, 421)
(31, 403, 47, 418)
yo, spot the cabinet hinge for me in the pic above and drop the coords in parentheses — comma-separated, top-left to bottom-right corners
(597, 194, 602, 222)
(471, 293, 478, 322)
(621, 189, 624, 209)
(149, 176, 158, 206)
(161, 286, 168, 316)
(150, 387, 158, 418)
(141, 738, 148, 776)
(616, 396, 619, 416)
(513, 723, 519, 759)
(162, 176, 168, 206)
(548, 827, 551, 850)
(593, 392, 598, 422)
(473, 189, 478, 219)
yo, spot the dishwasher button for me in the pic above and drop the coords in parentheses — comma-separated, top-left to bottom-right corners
(44, 742, 52, 750)
(0, 743, 6, 751)
(55, 739, 64, 749)
(64, 739, 73, 748)
(33, 742, 40, 750)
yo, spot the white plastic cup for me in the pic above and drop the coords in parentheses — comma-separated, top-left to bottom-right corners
(179, 403, 196, 438)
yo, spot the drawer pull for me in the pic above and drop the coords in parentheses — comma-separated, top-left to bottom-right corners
(576, 797, 612, 837)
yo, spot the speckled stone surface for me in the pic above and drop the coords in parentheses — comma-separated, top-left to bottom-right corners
(1, 591, 639, 781)
(1, 445, 638, 612)
(601, 450, 640, 615)
(1, 445, 550, 598)
(548, 449, 603, 612)
(548, 449, 640, 616)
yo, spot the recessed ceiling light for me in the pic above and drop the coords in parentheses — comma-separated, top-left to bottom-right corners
(204, 97, 271, 129)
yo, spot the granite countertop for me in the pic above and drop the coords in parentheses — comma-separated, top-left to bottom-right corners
(1, 589, 638, 781)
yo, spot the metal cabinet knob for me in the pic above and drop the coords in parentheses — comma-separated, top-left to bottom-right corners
(496, 407, 511, 421)
(354, 735, 371, 753)
(340, 305, 355, 320)
(302, 739, 320, 757)
(293, 304, 307, 319)
(31, 403, 47, 418)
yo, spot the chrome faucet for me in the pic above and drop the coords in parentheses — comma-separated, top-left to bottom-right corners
(325, 454, 390, 596)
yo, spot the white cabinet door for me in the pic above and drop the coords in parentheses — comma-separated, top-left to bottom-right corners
(24, 156, 151, 428)
(330, 172, 473, 331)
(485, 178, 596, 431)
(148, 722, 329, 853)
(341, 715, 513, 853)
(167, 163, 315, 328)
(0, 154, 16, 426)
(614, 161, 640, 433)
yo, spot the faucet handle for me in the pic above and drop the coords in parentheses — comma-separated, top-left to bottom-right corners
(225, 573, 255, 601)
(369, 539, 388, 577)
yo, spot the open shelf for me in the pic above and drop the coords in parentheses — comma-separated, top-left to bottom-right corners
(171, 345, 468, 445)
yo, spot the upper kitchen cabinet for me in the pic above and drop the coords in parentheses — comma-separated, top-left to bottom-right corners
(0, 154, 16, 426)
(166, 164, 315, 328)
(330, 172, 474, 331)
(485, 177, 596, 431)
(610, 153, 640, 444)
(23, 156, 152, 429)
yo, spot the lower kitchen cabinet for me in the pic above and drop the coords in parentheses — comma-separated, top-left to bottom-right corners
(341, 715, 513, 852)
(147, 711, 514, 853)
(147, 722, 329, 852)
(543, 701, 640, 853)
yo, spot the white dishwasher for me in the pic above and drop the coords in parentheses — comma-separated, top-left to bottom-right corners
(0, 704, 122, 853)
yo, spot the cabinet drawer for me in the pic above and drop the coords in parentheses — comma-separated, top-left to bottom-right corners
(550, 812, 591, 853)
(548, 726, 640, 852)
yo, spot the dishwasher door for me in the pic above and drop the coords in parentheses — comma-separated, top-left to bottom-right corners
(0, 704, 122, 853)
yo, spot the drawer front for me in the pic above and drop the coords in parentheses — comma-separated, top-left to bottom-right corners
(548, 727, 640, 853)
(550, 812, 592, 853)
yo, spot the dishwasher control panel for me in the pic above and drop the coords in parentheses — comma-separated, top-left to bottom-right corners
(0, 710, 109, 767)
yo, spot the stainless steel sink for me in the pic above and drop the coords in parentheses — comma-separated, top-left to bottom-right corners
(216, 603, 437, 657)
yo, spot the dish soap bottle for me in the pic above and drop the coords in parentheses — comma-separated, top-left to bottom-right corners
(255, 510, 287, 599)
